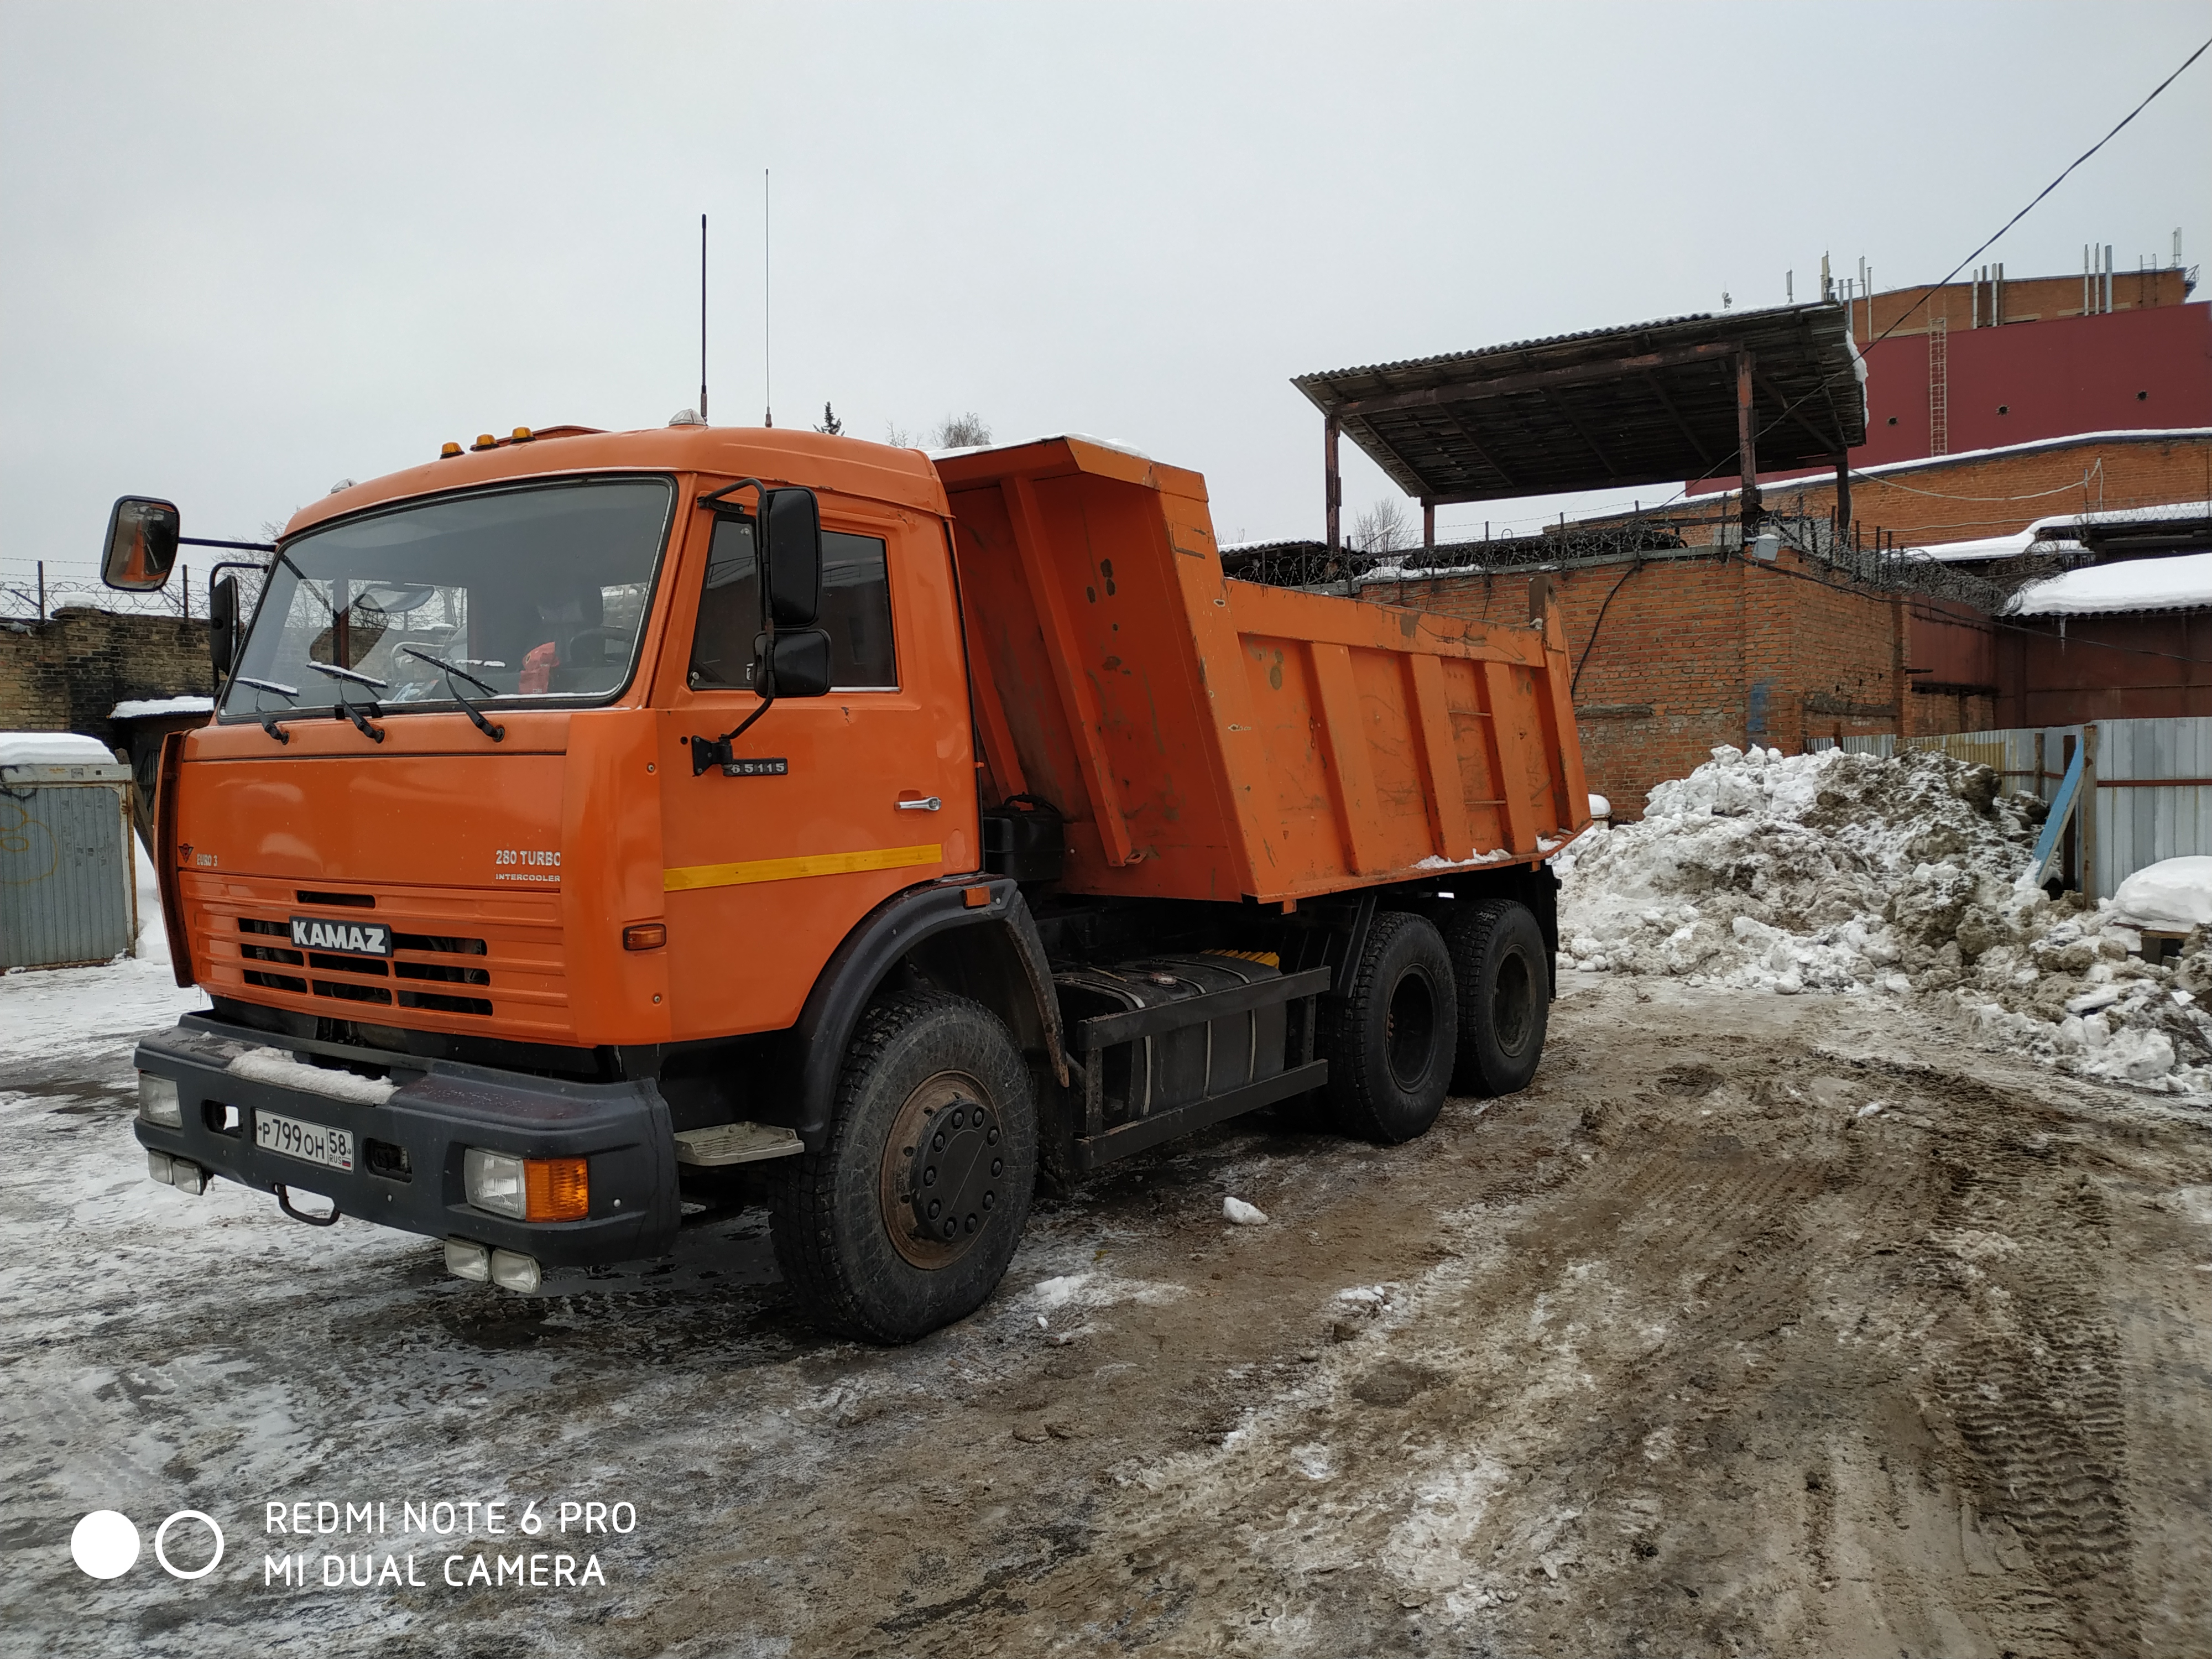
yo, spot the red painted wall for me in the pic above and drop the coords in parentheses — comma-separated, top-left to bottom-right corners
(1692, 301, 2212, 494)
(1858, 304, 2211, 467)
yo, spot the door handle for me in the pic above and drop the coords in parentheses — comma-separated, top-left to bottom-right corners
(897, 796, 942, 812)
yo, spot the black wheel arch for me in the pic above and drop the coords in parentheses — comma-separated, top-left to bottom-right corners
(787, 878, 1064, 1150)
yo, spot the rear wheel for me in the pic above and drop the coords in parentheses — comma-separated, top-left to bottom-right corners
(1322, 911, 1457, 1143)
(1447, 899, 1550, 1097)
(770, 990, 1036, 1343)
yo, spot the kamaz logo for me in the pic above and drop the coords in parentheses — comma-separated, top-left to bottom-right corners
(290, 917, 393, 957)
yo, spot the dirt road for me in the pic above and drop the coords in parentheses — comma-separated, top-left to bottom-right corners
(6, 974, 2208, 1656)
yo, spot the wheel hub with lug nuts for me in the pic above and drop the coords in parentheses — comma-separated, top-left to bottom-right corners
(881, 1072, 1004, 1269)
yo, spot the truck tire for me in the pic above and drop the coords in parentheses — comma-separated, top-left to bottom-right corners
(1447, 899, 1549, 1097)
(1322, 911, 1457, 1143)
(769, 989, 1036, 1344)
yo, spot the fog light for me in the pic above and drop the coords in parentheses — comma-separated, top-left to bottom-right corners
(147, 1149, 175, 1186)
(445, 1238, 491, 1282)
(171, 1161, 209, 1196)
(489, 1249, 541, 1294)
(463, 1148, 526, 1218)
(138, 1073, 182, 1128)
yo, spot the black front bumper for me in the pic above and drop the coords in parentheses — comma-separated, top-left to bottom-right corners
(132, 1014, 680, 1266)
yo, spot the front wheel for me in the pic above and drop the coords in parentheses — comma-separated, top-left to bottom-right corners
(770, 990, 1036, 1344)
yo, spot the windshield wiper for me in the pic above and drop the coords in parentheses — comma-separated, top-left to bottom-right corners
(234, 675, 300, 745)
(401, 648, 505, 743)
(304, 661, 387, 744)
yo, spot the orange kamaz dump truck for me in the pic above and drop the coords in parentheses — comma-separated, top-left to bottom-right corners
(106, 425, 1589, 1341)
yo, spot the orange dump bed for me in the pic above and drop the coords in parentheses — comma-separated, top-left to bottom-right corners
(936, 437, 1591, 905)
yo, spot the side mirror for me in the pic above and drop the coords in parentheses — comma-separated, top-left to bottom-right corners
(754, 628, 832, 698)
(759, 487, 822, 627)
(102, 497, 182, 591)
(209, 573, 239, 677)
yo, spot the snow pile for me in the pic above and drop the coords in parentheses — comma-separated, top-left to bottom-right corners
(1557, 744, 2212, 1094)
(2110, 857, 2212, 931)
(1558, 744, 2044, 996)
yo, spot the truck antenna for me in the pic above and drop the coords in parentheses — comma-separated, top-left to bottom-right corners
(762, 169, 773, 428)
(699, 213, 709, 424)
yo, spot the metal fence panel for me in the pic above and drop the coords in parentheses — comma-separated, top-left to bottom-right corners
(0, 769, 135, 968)
(2093, 717, 2212, 903)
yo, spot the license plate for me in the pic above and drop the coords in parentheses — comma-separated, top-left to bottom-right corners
(290, 916, 392, 957)
(254, 1109, 355, 1172)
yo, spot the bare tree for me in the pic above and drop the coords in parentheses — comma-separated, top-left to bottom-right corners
(929, 413, 992, 449)
(883, 421, 913, 448)
(1350, 497, 1412, 554)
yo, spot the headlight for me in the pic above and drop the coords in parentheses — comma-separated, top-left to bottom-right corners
(463, 1149, 526, 1218)
(463, 1150, 588, 1222)
(138, 1073, 182, 1128)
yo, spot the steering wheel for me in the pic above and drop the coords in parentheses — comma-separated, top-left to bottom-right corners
(564, 625, 626, 661)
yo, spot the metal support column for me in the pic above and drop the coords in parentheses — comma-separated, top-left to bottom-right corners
(1422, 499, 1435, 552)
(1833, 454, 1851, 547)
(1324, 414, 1342, 552)
(1735, 351, 1762, 540)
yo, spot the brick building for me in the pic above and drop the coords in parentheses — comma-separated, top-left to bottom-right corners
(0, 608, 215, 750)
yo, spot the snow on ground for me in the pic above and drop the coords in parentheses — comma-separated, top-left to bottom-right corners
(1556, 743, 2212, 1095)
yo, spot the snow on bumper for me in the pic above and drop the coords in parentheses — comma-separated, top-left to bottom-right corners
(129, 1015, 681, 1266)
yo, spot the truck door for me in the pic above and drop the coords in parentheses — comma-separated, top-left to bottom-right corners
(656, 498, 976, 1039)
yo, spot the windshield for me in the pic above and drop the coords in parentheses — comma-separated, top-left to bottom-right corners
(221, 477, 674, 721)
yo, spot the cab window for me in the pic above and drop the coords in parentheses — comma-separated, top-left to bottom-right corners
(688, 520, 896, 691)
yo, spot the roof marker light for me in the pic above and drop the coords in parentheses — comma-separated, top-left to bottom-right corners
(471, 433, 498, 452)
(511, 426, 535, 443)
(440, 442, 462, 458)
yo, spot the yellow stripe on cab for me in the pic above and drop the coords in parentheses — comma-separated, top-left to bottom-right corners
(663, 843, 943, 893)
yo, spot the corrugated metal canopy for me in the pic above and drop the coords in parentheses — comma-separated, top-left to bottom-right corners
(1293, 303, 1866, 504)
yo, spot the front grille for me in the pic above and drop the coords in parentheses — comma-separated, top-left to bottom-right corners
(395, 960, 489, 985)
(206, 882, 561, 1033)
(314, 978, 393, 1005)
(398, 989, 494, 1016)
(308, 951, 388, 976)
(393, 932, 487, 956)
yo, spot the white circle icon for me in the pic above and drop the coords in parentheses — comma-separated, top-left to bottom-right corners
(71, 1511, 140, 1579)
(154, 1510, 225, 1579)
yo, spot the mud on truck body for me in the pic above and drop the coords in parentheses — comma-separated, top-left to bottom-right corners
(107, 425, 1590, 1342)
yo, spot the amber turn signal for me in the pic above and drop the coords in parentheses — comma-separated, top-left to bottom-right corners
(962, 886, 991, 909)
(623, 922, 667, 951)
(439, 441, 462, 458)
(524, 1156, 589, 1222)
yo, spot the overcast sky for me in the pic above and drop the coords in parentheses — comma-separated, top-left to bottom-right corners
(3, 0, 2208, 592)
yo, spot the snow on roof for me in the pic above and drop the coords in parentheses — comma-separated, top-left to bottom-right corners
(109, 695, 215, 720)
(2004, 551, 2212, 617)
(0, 731, 118, 766)
(2025, 497, 2212, 537)
(1906, 530, 2037, 563)
(1744, 427, 2212, 497)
